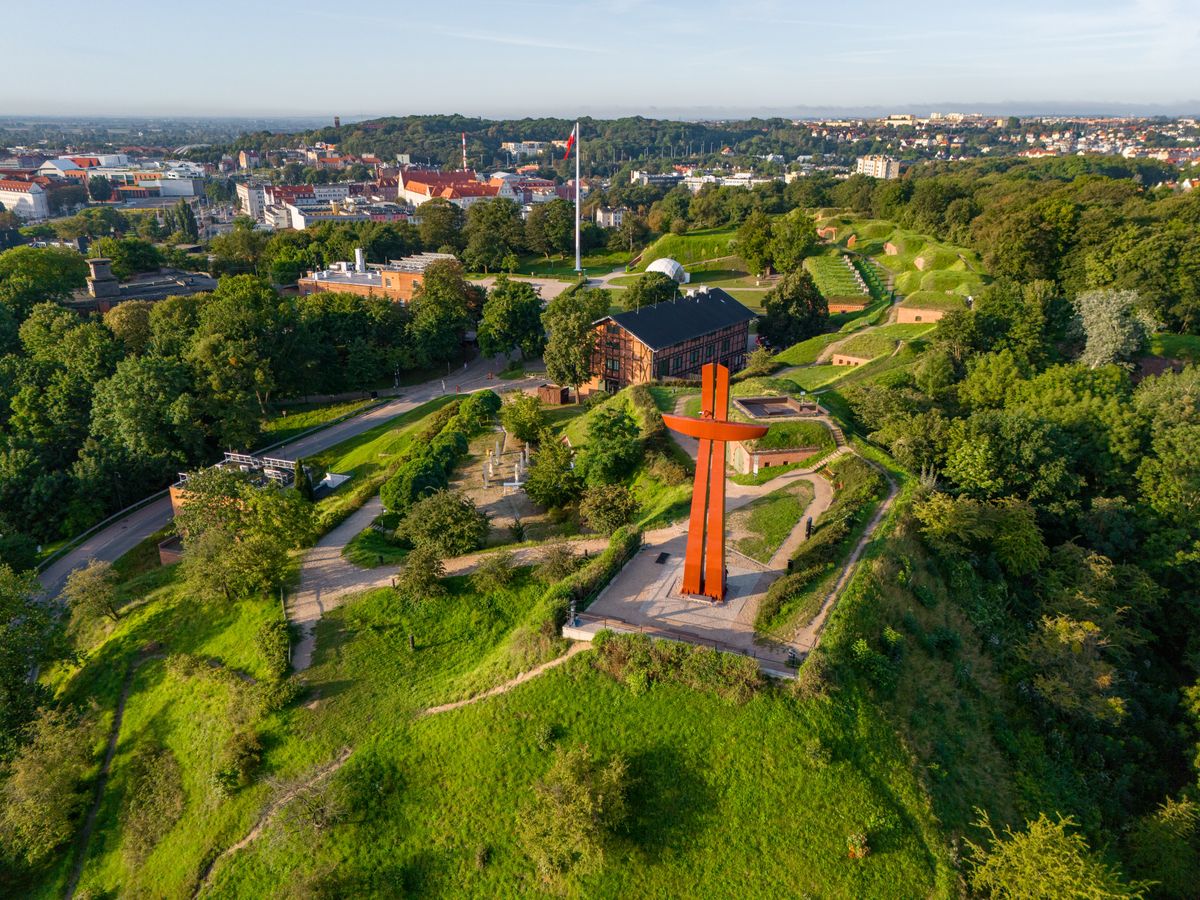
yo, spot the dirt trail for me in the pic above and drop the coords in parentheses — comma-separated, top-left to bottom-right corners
(195, 644, 591, 896)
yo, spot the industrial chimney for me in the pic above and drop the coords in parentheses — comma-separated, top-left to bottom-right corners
(354, 247, 365, 273)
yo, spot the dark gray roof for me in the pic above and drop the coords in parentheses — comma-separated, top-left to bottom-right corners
(601, 287, 756, 351)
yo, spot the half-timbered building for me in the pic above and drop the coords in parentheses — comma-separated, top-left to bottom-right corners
(589, 288, 756, 391)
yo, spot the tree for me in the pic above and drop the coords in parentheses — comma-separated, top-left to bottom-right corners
(500, 393, 545, 443)
(580, 484, 638, 534)
(62, 558, 120, 623)
(171, 199, 199, 242)
(102, 299, 153, 354)
(620, 271, 679, 311)
(525, 199, 574, 258)
(542, 306, 597, 399)
(525, 432, 582, 509)
(579, 406, 642, 485)
(0, 245, 89, 322)
(736, 209, 774, 274)
(518, 745, 629, 886)
(759, 269, 828, 348)
(477, 276, 545, 360)
(464, 198, 525, 273)
(0, 708, 97, 866)
(0, 565, 60, 759)
(609, 213, 649, 255)
(90, 236, 163, 280)
(395, 542, 446, 599)
(768, 208, 818, 273)
(409, 259, 472, 367)
(966, 810, 1148, 899)
(87, 175, 113, 202)
(1074, 289, 1153, 369)
(396, 489, 488, 557)
(417, 198, 465, 252)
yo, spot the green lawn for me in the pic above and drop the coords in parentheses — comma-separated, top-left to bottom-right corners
(772, 332, 845, 367)
(899, 291, 969, 312)
(520, 248, 631, 278)
(837, 332, 898, 360)
(751, 420, 835, 452)
(206, 654, 949, 899)
(1148, 332, 1200, 361)
(342, 526, 408, 568)
(259, 399, 376, 446)
(731, 481, 815, 563)
(805, 252, 870, 301)
(634, 227, 738, 271)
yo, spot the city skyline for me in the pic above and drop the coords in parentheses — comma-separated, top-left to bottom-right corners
(8, 0, 1199, 117)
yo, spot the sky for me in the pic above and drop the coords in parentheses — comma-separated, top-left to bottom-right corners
(5, 0, 1199, 118)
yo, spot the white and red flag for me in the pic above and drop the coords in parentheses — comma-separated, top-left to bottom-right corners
(563, 125, 576, 160)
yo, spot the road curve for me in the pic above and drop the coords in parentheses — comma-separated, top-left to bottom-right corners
(38, 356, 533, 597)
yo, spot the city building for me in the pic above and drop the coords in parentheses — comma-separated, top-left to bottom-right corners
(594, 206, 627, 228)
(236, 181, 266, 219)
(68, 257, 217, 314)
(238, 150, 261, 169)
(501, 141, 549, 158)
(588, 287, 755, 391)
(0, 179, 49, 219)
(297, 249, 457, 303)
(855, 155, 902, 179)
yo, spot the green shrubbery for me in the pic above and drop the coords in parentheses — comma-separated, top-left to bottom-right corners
(755, 456, 886, 633)
(591, 631, 764, 704)
(120, 744, 185, 866)
(379, 390, 500, 516)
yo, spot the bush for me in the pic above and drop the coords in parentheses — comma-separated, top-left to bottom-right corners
(396, 489, 489, 557)
(255, 675, 303, 715)
(579, 484, 639, 535)
(395, 543, 447, 600)
(592, 631, 764, 703)
(518, 745, 629, 886)
(122, 745, 185, 865)
(213, 729, 263, 795)
(254, 619, 291, 680)
(535, 539, 580, 583)
(646, 452, 688, 485)
(472, 550, 517, 594)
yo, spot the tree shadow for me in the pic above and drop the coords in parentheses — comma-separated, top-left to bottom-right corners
(621, 744, 714, 858)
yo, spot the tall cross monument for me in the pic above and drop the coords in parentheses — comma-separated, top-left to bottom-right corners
(662, 363, 768, 602)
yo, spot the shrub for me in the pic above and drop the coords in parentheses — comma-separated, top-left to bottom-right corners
(213, 729, 263, 795)
(396, 489, 489, 557)
(793, 651, 837, 701)
(592, 631, 764, 703)
(536, 539, 580, 583)
(121, 745, 185, 865)
(579, 484, 639, 535)
(472, 550, 517, 594)
(254, 619, 291, 680)
(646, 452, 688, 485)
(255, 675, 303, 715)
(395, 543, 447, 600)
(518, 745, 629, 886)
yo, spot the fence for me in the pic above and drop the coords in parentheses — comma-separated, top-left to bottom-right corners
(575, 613, 796, 667)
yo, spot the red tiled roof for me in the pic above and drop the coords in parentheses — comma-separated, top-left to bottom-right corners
(0, 179, 40, 192)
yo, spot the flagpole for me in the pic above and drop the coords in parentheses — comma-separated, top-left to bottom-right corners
(574, 120, 581, 275)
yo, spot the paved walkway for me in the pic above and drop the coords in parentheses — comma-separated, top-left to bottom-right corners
(288, 503, 607, 671)
(39, 353, 524, 597)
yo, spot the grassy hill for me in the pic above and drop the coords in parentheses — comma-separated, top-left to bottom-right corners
(634, 226, 738, 271)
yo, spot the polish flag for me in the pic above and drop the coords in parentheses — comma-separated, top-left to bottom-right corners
(562, 125, 576, 160)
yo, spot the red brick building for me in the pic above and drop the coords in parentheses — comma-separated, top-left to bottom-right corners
(589, 288, 756, 391)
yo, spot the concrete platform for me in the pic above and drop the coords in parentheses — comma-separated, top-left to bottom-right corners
(581, 531, 795, 674)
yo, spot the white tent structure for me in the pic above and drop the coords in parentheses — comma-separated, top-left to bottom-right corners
(645, 257, 690, 284)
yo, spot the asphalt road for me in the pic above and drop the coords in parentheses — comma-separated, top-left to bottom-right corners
(38, 355, 527, 596)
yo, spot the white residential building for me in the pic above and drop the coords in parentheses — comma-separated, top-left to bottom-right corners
(0, 180, 49, 219)
(236, 182, 266, 220)
(855, 155, 901, 179)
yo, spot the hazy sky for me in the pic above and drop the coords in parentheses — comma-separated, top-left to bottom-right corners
(7, 0, 1198, 117)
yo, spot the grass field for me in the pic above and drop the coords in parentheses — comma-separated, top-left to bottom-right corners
(899, 291, 969, 312)
(1148, 332, 1200, 361)
(731, 481, 814, 563)
(259, 399, 376, 445)
(805, 251, 869, 300)
(750, 420, 835, 452)
(772, 332, 846, 367)
(837, 332, 898, 360)
(521, 248, 631, 278)
(206, 652, 950, 898)
(634, 227, 738, 271)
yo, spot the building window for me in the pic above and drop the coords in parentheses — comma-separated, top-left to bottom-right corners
(721, 337, 730, 352)
(605, 358, 619, 373)
(606, 339, 618, 350)
(690, 349, 700, 365)
(704, 343, 715, 360)
(606, 323, 620, 334)
(655, 360, 668, 377)
(914, 315, 922, 322)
